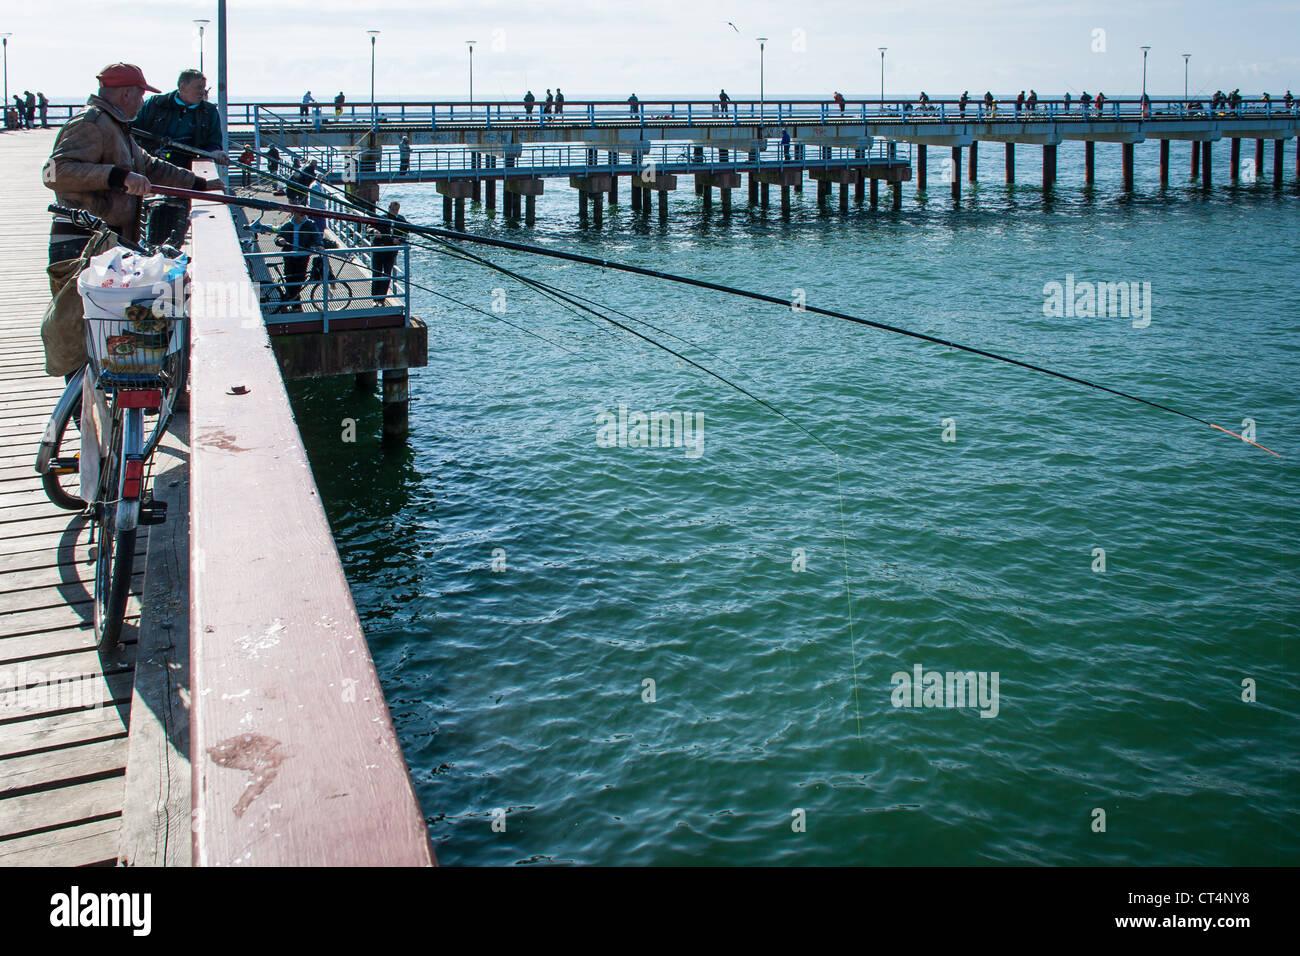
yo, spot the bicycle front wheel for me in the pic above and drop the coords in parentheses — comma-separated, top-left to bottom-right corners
(309, 276, 359, 312)
(93, 407, 141, 651)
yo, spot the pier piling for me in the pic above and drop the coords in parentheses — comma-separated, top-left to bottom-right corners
(891, 181, 902, 210)
(1159, 139, 1169, 186)
(1202, 141, 1212, 187)
(969, 141, 978, 181)
(1275, 140, 1285, 186)
(781, 184, 791, 215)
(951, 146, 962, 200)
(1231, 138, 1241, 182)
(1122, 142, 1135, 191)
(870, 177, 879, 208)
(382, 368, 409, 439)
(442, 195, 452, 222)
(1085, 140, 1095, 185)
(1255, 139, 1265, 178)
(1005, 143, 1015, 184)
(658, 188, 667, 223)
(1191, 141, 1200, 179)
(1042, 144, 1057, 189)
(840, 182, 849, 213)
(917, 144, 927, 192)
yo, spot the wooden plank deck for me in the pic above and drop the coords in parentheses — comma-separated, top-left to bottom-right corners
(0, 129, 145, 866)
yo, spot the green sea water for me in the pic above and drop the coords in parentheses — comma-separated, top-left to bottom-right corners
(287, 141, 1299, 865)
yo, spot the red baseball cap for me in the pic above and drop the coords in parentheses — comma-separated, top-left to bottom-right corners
(96, 63, 161, 93)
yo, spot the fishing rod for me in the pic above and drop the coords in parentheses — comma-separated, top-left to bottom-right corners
(151, 181, 1279, 457)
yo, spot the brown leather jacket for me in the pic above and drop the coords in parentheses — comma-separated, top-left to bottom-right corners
(42, 94, 205, 242)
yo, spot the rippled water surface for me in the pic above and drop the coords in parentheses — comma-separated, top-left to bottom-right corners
(287, 142, 1299, 865)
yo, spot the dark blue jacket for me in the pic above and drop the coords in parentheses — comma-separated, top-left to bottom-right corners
(132, 91, 222, 167)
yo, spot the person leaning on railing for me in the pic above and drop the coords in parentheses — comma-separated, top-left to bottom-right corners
(42, 62, 224, 266)
(275, 208, 323, 312)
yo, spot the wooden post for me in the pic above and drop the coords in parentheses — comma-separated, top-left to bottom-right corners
(1255, 138, 1265, 178)
(1042, 144, 1056, 189)
(382, 368, 409, 439)
(870, 177, 879, 207)
(781, 184, 790, 214)
(721, 186, 731, 214)
(917, 143, 927, 192)
(1274, 140, 1284, 187)
(891, 181, 902, 210)
(1230, 138, 1240, 181)
(840, 182, 848, 213)
(1122, 142, 1134, 190)
(454, 197, 465, 230)
(749, 173, 759, 204)
(951, 146, 962, 201)
(632, 182, 642, 212)
(1159, 139, 1169, 186)
(969, 140, 978, 181)
(525, 194, 536, 225)
(1005, 143, 1015, 184)
(1190, 140, 1199, 179)
(1085, 140, 1095, 185)
(761, 182, 769, 207)
(1201, 140, 1212, 187)
(658, 188, 667, 223)
(579, 191, 589, 221)
(701, 186, 711, 213)
(442, 194, 452, 223)
(609, 151, 618, 204)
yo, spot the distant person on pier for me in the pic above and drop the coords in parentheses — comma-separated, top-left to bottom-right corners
(1079, 91, 1091, 116)
(834, 91, 846, 113)
(1027, 89, 1038, 111)
(555, 88, 565, 115)
(1094, 91, 1105, 116)
(918, 91, 931, 112)
(544, 89, 553, 114)
(368, 200, 408, 301)
(1140, 92, 1150, 117)
(1016, 90, 1025, 113)
(287, 159, 316, 205)
(399, 134, 411, 173)
(266, 143, 280, 177)
(237, 145, 255, 187)
(42, 62, 221, 266)
(12, 95, 25, 128)
(627, 93, 639, 116)
(524, 90, 535, 116)
(301, 91, 314, 118)
(24, 91, 37, 128)
(1285, 90, 1294, 110)
(719, 89, 731, 115)
(334, 92, 345, 119)
(1063, 91, 1071, 114)
(780, 127, 791, 161)
(38, 92, 48, 127)
(983, 90, 994, 115)
(274, 208, 322, 311)
(959, 91, 969, 117)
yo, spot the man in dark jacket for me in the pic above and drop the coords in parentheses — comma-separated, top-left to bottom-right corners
(132, 69, 227, 245)
(367, 200, 408, 300)
(275, 209, 323, 311)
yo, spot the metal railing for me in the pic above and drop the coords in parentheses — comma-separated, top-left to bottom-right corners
(242, 241, 409, 333)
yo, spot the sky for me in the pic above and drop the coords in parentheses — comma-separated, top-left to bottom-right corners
(3, 0, 1298, 103)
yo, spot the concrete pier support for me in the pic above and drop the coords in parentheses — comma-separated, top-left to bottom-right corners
(1005, 143, 1015, 184)
(442, 195, 452, 223)
(1042, 144, 1057, 189)
(1255, 139, 1265, 178)
(609, 151, 618, 204)
(525, 195, 536, 225)
(486, 157, 497, 211)
(578, 192, 589, 221)
(355, 370, 378, 390)
(870, 178, 879, 207)
(632, 183, 642, 212)
(1159, 139, 1170, 187)
(969, 141, 978, 182)
(1201, 141, 1212, 187)
(891, 181, 902, 210)
(1275, 140, 1285, 186)
(781, 185, 791, 215)
(817, 179, 830, 207)
(504, 177, 543, 222)
(658, 189, 667, 223)
(840, 182, 849, 214)
(749, 174, 759, 205)
(951, 146, 962, 201)
(594, 193, 604, 226)
(917, 144, 927, 192)
(1122, 142, 1134, 191)
(1231, 138, 1240, 182)
(454, 198, 465, 230)
(381, 368, 409, 440)
(761, 182, 769, 207)
(1085, 140, 1095, 185)
(721, 187, 731, 214)
(1191, 141, 1200, 179)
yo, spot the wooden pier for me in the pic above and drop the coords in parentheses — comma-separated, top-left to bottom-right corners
(0, 130, 432, 866)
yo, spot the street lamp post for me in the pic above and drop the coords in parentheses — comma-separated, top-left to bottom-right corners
(193, 19, 209, 74)
(367, 29, 380, 128)
(757, 37, 768, 122)
(879, 47, 887, 106)
(1140, 45, 1150, 98)
(2, 35, 10, 130)
(467, 40, 476, 108)
(1183, 53, 1190, 99)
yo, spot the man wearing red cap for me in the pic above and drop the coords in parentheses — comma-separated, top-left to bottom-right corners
(42, 62, 222, 264)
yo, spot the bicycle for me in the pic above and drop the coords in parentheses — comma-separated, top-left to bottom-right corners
(243, 217, 360, 314)
(34, 205, 188, 650)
